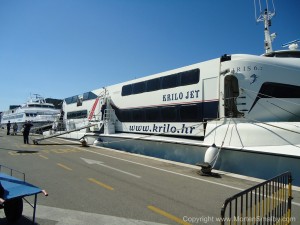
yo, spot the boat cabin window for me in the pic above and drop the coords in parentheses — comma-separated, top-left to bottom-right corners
(65, 92, 97, 105)
(2, 114, 24, 121)
(264, 51, 300, 58)
(258, 82, 300, 98)
(132, 109, 145, 122)
(43, 105, 54, 108)
(67, 110, 88, 119)
(146, 78, 160, 92)
(72, 96, 78, 103)
(83, 92, 97, 101)
(26, 113, 37, 117)
(132, 82, 146, 94)
(161, 106, 177, 122)
(249, 82, 300, 113)
(121, 69, 200, 96)
(65, 97, 73, 104)
(16, 114, 23, 119)
(180, 70, 200, 86)
(112, 100, 219, 123)
(117, 110, 132, 122)
(9, 105, 20, 110)
(122, 85, 132, 96)
(162, 74, 178, 89)
(180, 104, 198, 122)
(145, 108, 161, 121)
(65, 95, 79, 104)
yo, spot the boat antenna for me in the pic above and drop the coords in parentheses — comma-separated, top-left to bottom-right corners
(254, 0, 276, 53)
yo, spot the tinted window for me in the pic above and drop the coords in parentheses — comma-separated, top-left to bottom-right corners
(113, 102, 218, 123)
(203, 101, 218, 120)
(145, 108, 161, 122)
(146, 78, 160, 92)
(121, 69, 200, 96)
(65, 96, 78, 104)
(67, 110, 87, 119)
(132, 82, 146, 94)
(161, 107, 177, 122)
(72, 96, 78, 103)
(259, 82, 300, 98)
(162, 74, 178, 89)
(249, 82, 300, 112)
(180, 104, 198, 122)
(122, 85, 132, 96)
(65, 97, 73, 104)
(264, 51, 300, 58)
(83, 92, 97, 101)
(180, 69, 200, 86)
(83, 92, 89, 100)
(119, 110, 132, 122)
(132, 109, 145, 122)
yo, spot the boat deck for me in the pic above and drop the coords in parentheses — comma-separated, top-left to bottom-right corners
(0, 129, 299, 224)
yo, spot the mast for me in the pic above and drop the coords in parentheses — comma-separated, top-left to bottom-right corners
(254, 0, 276, 53)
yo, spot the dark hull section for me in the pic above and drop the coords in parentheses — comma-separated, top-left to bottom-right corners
(96, 135, 300, 186)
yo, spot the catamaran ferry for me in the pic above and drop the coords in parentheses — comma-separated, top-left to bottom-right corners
(0, 95, 61, 132)
(43, 5, 300, 185)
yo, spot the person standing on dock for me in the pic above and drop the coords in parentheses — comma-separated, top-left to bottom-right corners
(23, 120, 33, 144)
(58, 109, 64, 130)
(6, 121, 11, 135)
(101, 102, 107, 120)
(13, 123, 18, 135)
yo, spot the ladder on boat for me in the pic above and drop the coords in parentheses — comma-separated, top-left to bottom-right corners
(32, 123, 99, 145)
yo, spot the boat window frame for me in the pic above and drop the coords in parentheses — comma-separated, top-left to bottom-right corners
(121, 68, 200, 96)
(66, 110, 88, 119)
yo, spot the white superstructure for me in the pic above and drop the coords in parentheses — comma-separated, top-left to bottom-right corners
(54, 52, 300, 185)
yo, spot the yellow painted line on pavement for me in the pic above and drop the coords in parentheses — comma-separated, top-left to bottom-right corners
(39, 154, 48, 159)
(147, 205, 192, 225)
(57, 163, 72, 171)
(88, 178, 114, 191)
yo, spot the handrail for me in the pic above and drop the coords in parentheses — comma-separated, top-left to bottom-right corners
(220, 171, 293, 225)
(0, 165, 26, 182)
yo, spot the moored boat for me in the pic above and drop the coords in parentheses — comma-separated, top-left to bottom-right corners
(0, 94, 61, 133)
(44, 3, 300, 186)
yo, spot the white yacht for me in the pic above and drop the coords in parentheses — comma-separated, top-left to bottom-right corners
(45, 4, 300, 186)
(1, 94, 61, 132)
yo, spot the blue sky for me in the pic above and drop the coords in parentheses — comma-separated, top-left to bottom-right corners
(0, 0, 299, 111)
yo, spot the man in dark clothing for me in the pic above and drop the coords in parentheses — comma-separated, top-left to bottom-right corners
(23, 121, 33, 144)
(101, 103, 106, 120)
(59, 109, 64, 121)
(58, 109, 65, 131)
(6, 121, 11, 135)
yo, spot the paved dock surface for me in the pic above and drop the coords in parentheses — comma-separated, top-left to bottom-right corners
(0, 130, 299, 225)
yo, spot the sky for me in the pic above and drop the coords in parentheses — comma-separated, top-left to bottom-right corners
(0, 0, 299, 111)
